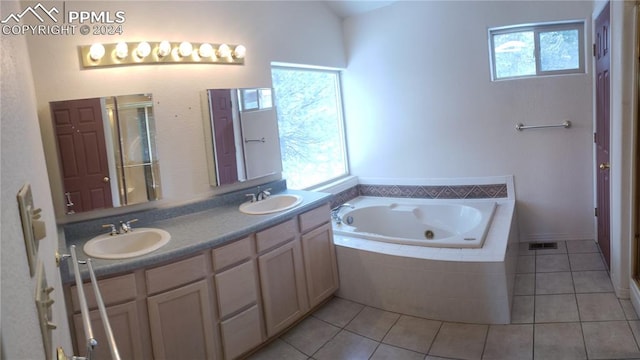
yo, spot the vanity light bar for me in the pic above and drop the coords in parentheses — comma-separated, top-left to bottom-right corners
(79, 41, 246, 68)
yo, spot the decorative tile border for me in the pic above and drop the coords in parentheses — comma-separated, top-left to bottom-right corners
(330, 183, 508, 208)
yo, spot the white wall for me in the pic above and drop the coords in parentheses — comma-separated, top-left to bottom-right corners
(25, 0, 346, 220)
(1, 1, 72, 357)
(342, 1, 595, 242)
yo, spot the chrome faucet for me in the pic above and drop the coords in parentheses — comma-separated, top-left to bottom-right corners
(102, 218, 138, 235)
(257, 188, 271, 201)
(331, 204, 354, 224)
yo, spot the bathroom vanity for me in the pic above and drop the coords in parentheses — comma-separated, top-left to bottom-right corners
(61, 191, 337, 359)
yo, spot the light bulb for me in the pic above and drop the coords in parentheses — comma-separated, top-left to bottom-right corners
(115, 42, 128, 59)
(136, 41, 151, 58)
(199, 43, 214, 58)
(89, 43, 105, 61)
(158, 41, 171, 57)
(178, 41, 193, 57)
(217, 44, 231, 58)
(233, 45, 246, 59)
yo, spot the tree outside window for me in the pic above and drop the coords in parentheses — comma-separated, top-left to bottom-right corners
(271, 67, 348, 190)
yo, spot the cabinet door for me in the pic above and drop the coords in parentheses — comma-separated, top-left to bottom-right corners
(301, 223, 339, 308)
(258, 240, 308, 337)
(73, 301, 144, 360)
(147, 280, 217, 360)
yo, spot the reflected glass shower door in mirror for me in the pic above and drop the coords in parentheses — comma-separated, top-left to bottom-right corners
(205, 88, 282, 186)
(50, 94, 161, 214)
(106, 94, 161, 207)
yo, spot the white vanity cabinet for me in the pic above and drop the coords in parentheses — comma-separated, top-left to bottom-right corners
(212, 236, 264, 360)
(145, 254, 218, 360)
(299, 203, 339, 308)
(65, 201, 337, 360)
(69, 273, 147, 360)
(256, 218, 309, 337)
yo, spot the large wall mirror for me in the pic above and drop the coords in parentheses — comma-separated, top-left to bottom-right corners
(50, 94, 161, 214)
(203, 88, 282, 186)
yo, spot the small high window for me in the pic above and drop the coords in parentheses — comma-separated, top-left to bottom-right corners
(489, 21, 585, 80)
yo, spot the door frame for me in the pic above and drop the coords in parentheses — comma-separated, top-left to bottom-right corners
(609, 1, 640, 305)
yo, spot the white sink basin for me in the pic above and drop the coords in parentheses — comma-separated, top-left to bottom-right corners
(239, 194, 303, 215)
(83, 228, 171, 260)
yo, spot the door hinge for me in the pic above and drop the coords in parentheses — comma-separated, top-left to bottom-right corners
(594, 132, 597, 143)
(593, 43, 597, 57)
(595, 207, 598, 217)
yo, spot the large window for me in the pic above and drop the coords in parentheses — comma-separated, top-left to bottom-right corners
(271, 66, 348, 190)
(489, 21, 585, 80)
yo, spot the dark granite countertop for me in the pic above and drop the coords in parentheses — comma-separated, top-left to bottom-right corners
(60, 188, 333, 283)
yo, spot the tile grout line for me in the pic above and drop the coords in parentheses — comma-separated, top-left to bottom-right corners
(566, 244, 591, 360)
(366, 313, 402, 360)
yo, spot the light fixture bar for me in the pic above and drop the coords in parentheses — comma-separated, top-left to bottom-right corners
(80, 41, 246, 68)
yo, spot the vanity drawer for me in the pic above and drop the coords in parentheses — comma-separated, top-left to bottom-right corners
(220, 305, 263, 360)
(71, 273, 137, 312)
(212, 236, 253, 272)
(214, 261, 258, 319)
(145, 254, 207, 295)
(299, 203, 331, 233)
(255, 218, 297, 253)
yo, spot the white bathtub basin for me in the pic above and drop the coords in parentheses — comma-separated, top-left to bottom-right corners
(83, 228, 171, 259)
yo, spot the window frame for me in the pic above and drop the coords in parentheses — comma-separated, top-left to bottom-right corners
(270, 64, 350, 190)
(489, 20, 585, 81)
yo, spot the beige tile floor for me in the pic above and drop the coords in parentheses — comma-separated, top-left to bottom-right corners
(247, 240, 640, 360)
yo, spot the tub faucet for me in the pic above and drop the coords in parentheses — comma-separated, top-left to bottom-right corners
(331, 203, 354, 224)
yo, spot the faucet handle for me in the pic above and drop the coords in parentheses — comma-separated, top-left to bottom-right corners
(120, 218, 138, 233)
(102, 223, 118, 236)
(245, 193, 257, 203)
(125, 218, 138, 231)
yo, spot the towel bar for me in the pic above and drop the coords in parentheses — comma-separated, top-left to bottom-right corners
(516, 120, 571, 131)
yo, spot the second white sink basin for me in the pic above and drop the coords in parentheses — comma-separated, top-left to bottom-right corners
(83, 228, 171, 260)
(239, 194, 303, 215)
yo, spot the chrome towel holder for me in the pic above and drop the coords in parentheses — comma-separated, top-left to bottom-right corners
(516, 120, 571, 131)
(57, 245, 121, 360)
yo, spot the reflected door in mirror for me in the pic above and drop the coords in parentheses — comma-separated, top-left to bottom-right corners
(208, 89, 239, 185)
(50, 98, 113, 213)
(49, 94, 161, 215)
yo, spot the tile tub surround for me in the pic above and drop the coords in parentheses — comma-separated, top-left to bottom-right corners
(58, 183, 332, 282)
(248, 240, 639, 360)
(333, 199, 519, 324)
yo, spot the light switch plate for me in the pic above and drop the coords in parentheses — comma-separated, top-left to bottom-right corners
(17, 183, 38, 276)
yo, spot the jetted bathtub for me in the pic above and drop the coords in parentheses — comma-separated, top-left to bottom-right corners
(333, 200, 496, 248)
(332, 196, 519, 324)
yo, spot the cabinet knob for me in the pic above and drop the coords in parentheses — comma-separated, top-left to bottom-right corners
(103, 176, 110, 183)
(599, 162, 610, 170)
